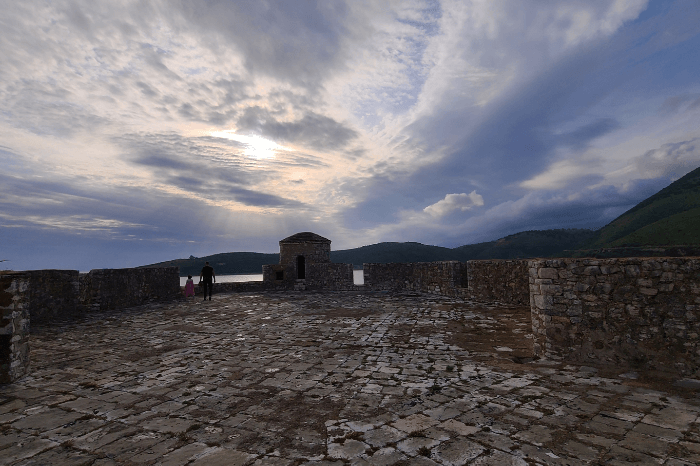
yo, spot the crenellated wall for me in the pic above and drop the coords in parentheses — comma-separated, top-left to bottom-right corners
(467, 260, 529, 305)
(306, 263, 355, 291)
(363, 261, 468, 296)
(82, 267, 181, 311)
(529, 258, 700, 376)
(25, 270, 81, 324)
(0, 272, 30, 383)
(7, 255, 700, 383)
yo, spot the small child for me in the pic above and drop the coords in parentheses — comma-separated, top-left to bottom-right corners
(185, 275, 195, 298)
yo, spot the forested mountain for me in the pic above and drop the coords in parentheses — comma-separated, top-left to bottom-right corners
(144, 166, 700, 274)
(143, 229, 594, 273)
(572, 166, 700, 257)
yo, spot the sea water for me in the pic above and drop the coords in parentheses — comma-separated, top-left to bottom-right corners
(180, 269, 364, 286)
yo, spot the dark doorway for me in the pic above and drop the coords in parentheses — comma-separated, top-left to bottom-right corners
(297, 256, 306, 279)
(0, 334, 11, 384)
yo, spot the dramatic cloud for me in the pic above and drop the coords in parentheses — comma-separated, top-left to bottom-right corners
(1, 0, 699, 271)
(424, 192, 484, 217)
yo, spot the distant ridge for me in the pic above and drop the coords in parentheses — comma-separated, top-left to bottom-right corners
(143, 229, 594, 274)
(574, 165, 700, 256)
(143, 166, 700, 274)
(144, 252, 278, 276)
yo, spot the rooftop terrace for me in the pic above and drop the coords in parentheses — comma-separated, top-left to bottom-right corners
(1, 291, 699, 465)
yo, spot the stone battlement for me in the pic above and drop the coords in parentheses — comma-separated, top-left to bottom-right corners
(2, 237, 700, 383)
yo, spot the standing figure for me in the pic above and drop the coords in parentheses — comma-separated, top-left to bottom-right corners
(199, 261, 216, 301)
(184, 274, 195, 298)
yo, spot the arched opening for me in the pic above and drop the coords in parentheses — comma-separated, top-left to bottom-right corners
(297, 256, 306, 279)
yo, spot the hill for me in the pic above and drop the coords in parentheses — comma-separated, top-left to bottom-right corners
(143, 166, 700, 274)
(330, 242, 461, 268)
(576, 166, 700, 255)
(144, 252, 278, 276)
(144, 229, 594, 275)
(454, 229, 596, 260)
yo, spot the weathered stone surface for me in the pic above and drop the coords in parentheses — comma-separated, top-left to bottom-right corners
(82, 267, 181, 311)
(528, 257, 700, 377)
(24, 270, 81, 324)
(0, 272, 30, 384)
(363, 261, 468, 297)
(1, 290, 699, 465)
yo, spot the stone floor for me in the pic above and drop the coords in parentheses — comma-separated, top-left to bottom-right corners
(1, 291, 699, 465)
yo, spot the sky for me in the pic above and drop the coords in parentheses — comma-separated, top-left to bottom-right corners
(2, 0, 700, 271)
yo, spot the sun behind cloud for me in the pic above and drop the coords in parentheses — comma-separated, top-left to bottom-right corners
(210, 131, 290, 160)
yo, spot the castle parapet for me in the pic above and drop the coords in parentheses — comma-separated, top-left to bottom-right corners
(0, 272, 30, 383)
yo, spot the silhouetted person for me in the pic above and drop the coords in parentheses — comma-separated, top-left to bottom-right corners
(199, 261, 215, 301)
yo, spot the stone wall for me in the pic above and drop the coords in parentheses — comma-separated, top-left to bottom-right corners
(306, 263, 355, 291)
(0, 272, 30, 383)
(363, 261, 467, 296)
(81, 267, 181, 311)
(25, 270, 81, 325)
(279, 242, 331, 267)
(529, 258, 700, 376)
(467, 260, 529, 305)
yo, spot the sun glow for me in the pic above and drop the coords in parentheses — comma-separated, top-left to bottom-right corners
(210, 131, 289, 159)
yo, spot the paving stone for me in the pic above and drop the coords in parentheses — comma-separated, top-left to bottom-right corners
(520, 444, 587, 466)
(364, 447, 408, 465)
(438, 418, 479, 436)
(2, 291, 699, 465)
(470, 449, 528, 466)
(664, 459, 697, 466)
(327, 439, 368, 459)
(585, 414, 633, 436)
(396, 436, 441, 456)
(393, 414, 440, 433)
(11, 445, 97, 466)
(159, 442, 213, 466)
(431, 438, 483, 465)
(190, 447, 257, 465)
(252, 457, 294, 466)
(399, 457, 439, 465)
(641, 407, 698, 431)
(363, 425, 407, 448)
(42, 417, 107, 443)
(127, 438, 180, 463)
(0, 398, 26, 414)
(0, 438, 59, 465)
(141, 416, 194, 434)
(561, 440, 600, 462)
(71, 425, 139, 452)
(513, 424, 553, 446)
(603, 445, 664, 465)
(470, 431, 519, 451)
(619, 431, 672, 456)
(10, 407, 84, 433)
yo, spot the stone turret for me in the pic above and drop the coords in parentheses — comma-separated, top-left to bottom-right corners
(279, 232, 331, 279)
(262, 232, 333, 286)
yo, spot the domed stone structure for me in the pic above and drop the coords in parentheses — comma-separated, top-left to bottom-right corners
(262, 232, 350, 289)
(279, 232, 331, 280)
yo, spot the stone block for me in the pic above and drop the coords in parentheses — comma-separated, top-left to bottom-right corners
(538, 268, 559, 280)
(539, 284, 561, 294)
(533, 294, 553, 310)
